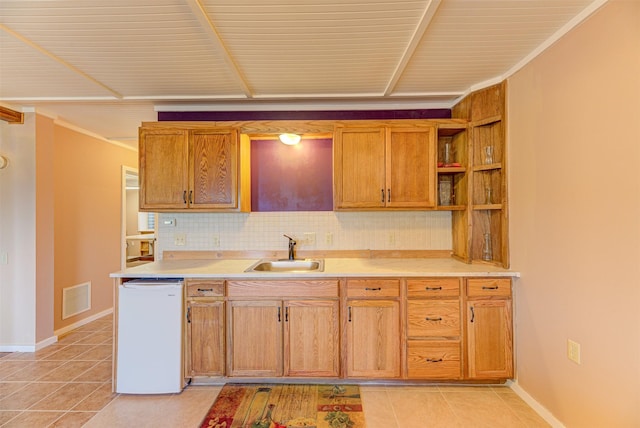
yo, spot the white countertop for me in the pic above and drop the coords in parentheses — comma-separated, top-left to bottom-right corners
(110, 257, 519, 279)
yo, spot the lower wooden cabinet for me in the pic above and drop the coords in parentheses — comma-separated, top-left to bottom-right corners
(346, 299, 401, 378)
(226, 280, 341, 378)
(181, 276, 513, 383)
(227, 299, 340, 377)
(407, 340, 461, 379)
(227, 300, 282, 377)
(185, 280, 225, 378)
(466, 278, 513, 379)
(285, 300, 340, 377)
(406, 278, 462, 380)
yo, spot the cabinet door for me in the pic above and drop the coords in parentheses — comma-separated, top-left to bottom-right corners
(334, 128, 386, 209)
(386, 127, 436, 208)
(284, 300, 339, 377)
(139, 128, 189, 209)
(228, 300, 283, 377)
(346, 300, 400, 378)
(189, 129, 239, 209)
(466, 299, 513, 379)
(186, 300, 224, 377)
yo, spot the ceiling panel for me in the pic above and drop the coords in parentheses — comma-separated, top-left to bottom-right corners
(200, 0, 431, 96)
(0, 0, 244, 98)
(0, 0, 607, 144)
(395, 0, 596, 94)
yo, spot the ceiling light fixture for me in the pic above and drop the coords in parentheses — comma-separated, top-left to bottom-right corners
(279, 133, 301, 145)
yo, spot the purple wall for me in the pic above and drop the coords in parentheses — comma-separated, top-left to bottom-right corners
(158, 109, 451, 121)
(251, 139, 333, 212)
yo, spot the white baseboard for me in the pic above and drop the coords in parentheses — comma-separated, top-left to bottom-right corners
(1, 332, 58, 352)
(54, 308, 113, 338)
(0, 308, 113, 353)
(0, 344, 36, 352)
(35, 335, 58, 351)
(508, 380, 566, 428)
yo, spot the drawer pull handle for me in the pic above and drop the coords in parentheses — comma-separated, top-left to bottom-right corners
(482, 286, 499, 290)
(186, 307, 191, 324)
(197, 288, 214, 292)
(381, 189, 385, 203)
(470, 306, 475, 323)
(426, 358, 443, 363)
(365, 287, 382, 291)
(277, 307, 281, 322)
(387, 188, 391, 202)
(425, 286, 442, 291)
(183, 190, 187, 204)
(425, 317, 442, 322)
(348, 306, 352, 322)
(285, 307, 289, 322)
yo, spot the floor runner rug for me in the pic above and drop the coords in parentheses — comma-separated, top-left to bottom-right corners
(200, 383, 365, 428)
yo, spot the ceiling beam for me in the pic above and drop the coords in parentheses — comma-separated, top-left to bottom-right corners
(0, 106, 24, 124)
(0, 24, 123, 99)
(185, 0, 253, 98)
(383, 0, 442, 96)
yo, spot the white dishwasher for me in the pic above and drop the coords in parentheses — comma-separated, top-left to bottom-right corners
(116, 278, 184, 394)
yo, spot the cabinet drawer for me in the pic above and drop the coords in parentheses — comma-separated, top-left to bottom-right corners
(186, 280, 224, 297)
(347, 279, 400, 297)
(407, 278, 460, 298)
(227, 280, 338, 298)
(467, 278, 511, 298)
(407, 300, 460, 337)
(407, 340, 461, 379)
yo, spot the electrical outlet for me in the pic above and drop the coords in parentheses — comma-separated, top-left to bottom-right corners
(325, 232, 333, 246)
(212, 234, 220, 247)
(174, 233, 186, 246)
(303, 232, 316, 246)
(567, 339, 581, 364)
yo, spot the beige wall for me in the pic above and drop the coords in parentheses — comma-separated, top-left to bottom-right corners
(53, 124, 137, 331)
(508, 1, 640, 426)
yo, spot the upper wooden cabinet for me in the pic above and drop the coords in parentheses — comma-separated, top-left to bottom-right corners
(452, 82, 509, 268)
(139, 126, 250, 212)
(334, 126, 436, 210)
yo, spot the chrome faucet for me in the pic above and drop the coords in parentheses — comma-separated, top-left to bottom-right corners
(284, 234, 296, 260)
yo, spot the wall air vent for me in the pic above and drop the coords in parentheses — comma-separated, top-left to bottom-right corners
(62, 282, 91, 319)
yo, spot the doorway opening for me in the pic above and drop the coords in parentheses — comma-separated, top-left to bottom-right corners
(121, 166, 155, 269)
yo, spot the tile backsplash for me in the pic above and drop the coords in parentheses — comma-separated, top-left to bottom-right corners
(156, 211, 452, 258)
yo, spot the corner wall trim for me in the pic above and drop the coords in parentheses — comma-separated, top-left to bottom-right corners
(508, 380, 566, 428)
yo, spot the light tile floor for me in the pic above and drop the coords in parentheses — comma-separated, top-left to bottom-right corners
(0, 315, 549, 427)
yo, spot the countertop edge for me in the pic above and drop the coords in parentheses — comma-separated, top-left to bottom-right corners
(110, 258, 520, 279)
